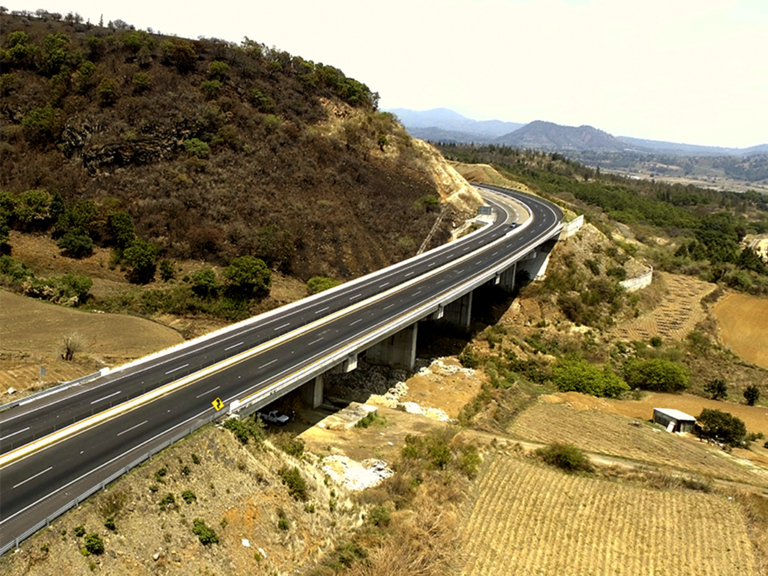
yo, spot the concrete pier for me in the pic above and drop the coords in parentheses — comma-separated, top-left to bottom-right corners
(366, 322, 418, 370)
(301, 374, 324, 408)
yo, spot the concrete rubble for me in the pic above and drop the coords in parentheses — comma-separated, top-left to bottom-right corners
(321, 455, 393, 491)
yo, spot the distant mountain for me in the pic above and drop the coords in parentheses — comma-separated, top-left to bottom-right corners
(495, 121, 638, 152)
(616, 137, 768, 157)
(387, 108, 524, 143)
(389, 108, 767, 157)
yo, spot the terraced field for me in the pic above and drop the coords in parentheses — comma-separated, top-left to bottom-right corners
(460, 456, 758, 576)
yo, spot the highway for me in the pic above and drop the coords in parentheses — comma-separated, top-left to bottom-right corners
(0, 186, 562, 551)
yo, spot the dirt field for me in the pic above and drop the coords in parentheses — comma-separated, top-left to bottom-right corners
(712, 292, 768, 370)
(0, 290, 184, 394)
(459, 455, 759, 576)
(509, 397, 768, 487)
(612, 272, 717, 341)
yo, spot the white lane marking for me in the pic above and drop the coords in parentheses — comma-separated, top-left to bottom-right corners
(314, 307, 329, 315)
(274, 323, 290, 331)
(436, 279, 444, 285)
(117, 420, 148, 437)
(350, 318, 363, 326)
(0, 407, 211, 526)
(456, 269, 464, 274)
(0, 426, 29, 442)
(384, 303, 394, 310)
(165, 364, 189, 375)
(259, 359, 278, 369)
(349, 293, 362, 300)
(13, 466, 53, 489)
(196, 386, 220, 399)
(492, 251, 499, 256)
(307, 337, 324, 346)
(224, 341, 244, 351)
(405, 272, 414, 277)
(413, 291, 421, 296)
(428, 262, 435, 267)
(90, 390, 121, 405)
(379, 282, 389, 288)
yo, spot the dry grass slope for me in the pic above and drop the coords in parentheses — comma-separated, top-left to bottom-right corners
(460, 456, 758, 576)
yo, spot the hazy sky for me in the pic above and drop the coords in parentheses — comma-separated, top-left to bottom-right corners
(5, 0, 767, 147)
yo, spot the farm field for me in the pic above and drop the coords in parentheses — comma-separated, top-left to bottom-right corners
(509, 399, 768, 487)
(459, 455, 759, 576)
(611, 272, 716, 342)
(0, 290, 184, 394)
(712, 292, 768, 370)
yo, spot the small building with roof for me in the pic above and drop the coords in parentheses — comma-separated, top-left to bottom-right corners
(653, 408, 696, 433)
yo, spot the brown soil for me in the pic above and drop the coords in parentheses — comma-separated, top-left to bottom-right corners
(712, 292, 768, 370)
(510, 395, 768, 486)
(612, 272, 717, 341)
(0, 289, 184, 394)
(402, 358, 484, 418)
(459, 454, 759, 576)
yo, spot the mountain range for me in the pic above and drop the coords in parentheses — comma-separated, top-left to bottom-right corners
(387, 108, 768, 157)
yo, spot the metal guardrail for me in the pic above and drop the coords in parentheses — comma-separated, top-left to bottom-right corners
(0, 409, 221, 556)
(0, 371, 101, 413)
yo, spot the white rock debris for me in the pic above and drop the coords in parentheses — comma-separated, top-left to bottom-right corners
(321, 456, 393, 491)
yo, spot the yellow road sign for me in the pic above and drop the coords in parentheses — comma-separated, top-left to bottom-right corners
(212, 397, 224, 411)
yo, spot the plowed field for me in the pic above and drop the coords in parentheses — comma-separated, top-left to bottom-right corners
(460, 456, 758, 576)
(712, 292, 768, 370)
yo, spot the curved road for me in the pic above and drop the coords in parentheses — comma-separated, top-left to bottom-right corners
(0, 185, 562, 551)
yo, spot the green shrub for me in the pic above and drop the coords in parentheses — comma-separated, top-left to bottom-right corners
(84, 533, 104, 555)
(74, 525, 86, 538)
(366, 505, 391, 527)
(536, 443, 593, 473)
(274, 432, 305, 458)
(0, 73, 18, 95)
(278, 466, 308, 501)
(306, 275, 340, 294)
(248, 89, 275, 112)
(159, 493, 176, 510)
(224, 255, 271, 297)
(97, 78, 118, 105)
(192, 518, 218, 545)
(191, 267, 218, 297)
(183, 138, 210, 159)
(0, 255, 33, 281)
(181, 490, 197, 504)
(223, 417, 250, 444)
(57, 228, 94, 258)
(199, 79, 221, 99)
(355, 411, 379, 428)
(208, 60, 230, 79)
(553, 357, 629, 398)
(154, 467, 168, 483)
(457, 444, 482, 479)
(459, 348, 480, 369)
(623, 358, 689, 392)
(277, 508, 290, 531)
(104, 517, 116, 532)
(132, 72, 152, 93)
(22, 105, 59, 143)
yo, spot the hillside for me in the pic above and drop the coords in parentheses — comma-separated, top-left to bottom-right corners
(495, 120, 635, 152)
(0, 13, 480, 286)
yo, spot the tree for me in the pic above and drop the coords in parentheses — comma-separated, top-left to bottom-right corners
(108, 211, 135, 248)
(552, 357, 629, 398)
(57, 228, 94, 258)
(60, 272, 93, 302)
(61, 332, 86, 361)
(697, 408, 747, 447)
(191, 267, 218, 297)
(744, 385, 760, 406)
(704, 378, 728, 400)
(623, 358, 689, 392)
(123, 238, 159, 284)
(223, 256, 271, 297)
(97, 77, 118, 105)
